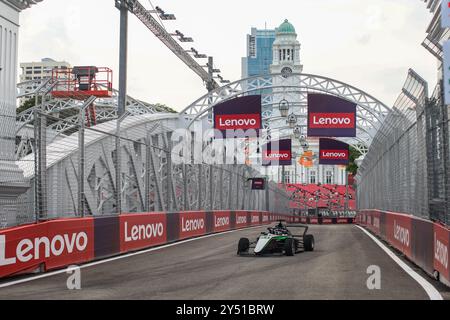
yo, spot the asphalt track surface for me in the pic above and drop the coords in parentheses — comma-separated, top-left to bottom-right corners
(0, 225, 444, 300)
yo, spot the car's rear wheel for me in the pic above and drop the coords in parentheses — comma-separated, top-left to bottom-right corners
(237, 238, 250, 255)
(304, 234, 315, 252)
(284, 238, 295, 256)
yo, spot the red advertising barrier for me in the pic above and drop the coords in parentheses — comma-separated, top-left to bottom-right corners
(120, 213, 167, 253)
(45, 218, 94, 271)
(179, 212, 207, 240)
(434, 223, 450, 284)
(385, 213, 413, 259)
(0, 218, 94, 278)
(213, 211, 231, 233)
(358, 210, 450, 287)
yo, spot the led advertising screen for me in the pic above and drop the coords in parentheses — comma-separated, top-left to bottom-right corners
(262, 139, 292, 166)
(213, 95, 262, 139)
(308, 93, 357, 137)
(319, 138, 350, 165)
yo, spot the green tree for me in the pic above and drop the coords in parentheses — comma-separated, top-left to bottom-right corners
(347, 146, 362, 175)
(17, 96, 41, 115)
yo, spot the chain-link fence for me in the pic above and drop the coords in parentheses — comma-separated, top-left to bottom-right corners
(356, 69, 430, 219)
(358, 2, 450, 226)
(0, 92, 291, 229)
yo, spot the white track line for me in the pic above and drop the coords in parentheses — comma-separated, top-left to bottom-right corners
(356, 225, 443, 301)
(0, 226, 264, 289)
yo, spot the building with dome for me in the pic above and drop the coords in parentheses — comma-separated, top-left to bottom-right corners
(270, 19, 303, 75)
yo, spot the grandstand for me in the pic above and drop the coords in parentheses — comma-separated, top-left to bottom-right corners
(284, 183, 356, 217)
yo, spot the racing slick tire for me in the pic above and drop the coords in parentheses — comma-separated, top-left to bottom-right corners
(237, 238, 250, 255)
(304, 234, 315, 252)
(284, 238, 296, 256)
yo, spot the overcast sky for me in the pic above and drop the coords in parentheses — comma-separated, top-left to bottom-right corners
(19, 0, 436, 111)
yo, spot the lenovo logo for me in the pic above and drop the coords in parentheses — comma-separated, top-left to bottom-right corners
(124, 222, 164, 243)
(181, 217, 205, 232)
(320, 150, 349, 160)
(236, 216, 247, 225)
(215, 114, 261, 130)
(435, 234, 448, 270)
(215, 216, 230, 228)
(251, 215, 259, 223)
(393, 221, 410, 247)
(0, 233, 88, 266)
(263, 151, 291, 161)
(309, 113, 355, 129)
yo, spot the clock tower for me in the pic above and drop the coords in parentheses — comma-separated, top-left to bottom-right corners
(270, 19, 303, 75)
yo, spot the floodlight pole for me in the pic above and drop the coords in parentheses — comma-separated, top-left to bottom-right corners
(117, 0, 130, 117)
(207, 56, 215, 210)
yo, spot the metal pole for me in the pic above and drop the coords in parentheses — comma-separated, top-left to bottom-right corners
(236, 166, 240, 210)
(116, 118, 122, 215)
(35, 94, 48, 221)
(145, 134, 151, 212)
(166, 132, 173, 212)
(265, 167, 270, 212)
(209, 165, 214, 210)
(219, 166, 224, 209)
(118, 1, 129, 117)
(207, 58, 214, 210)
(198, 164, 203, 210)
(78, 107, 85, 217)
(33, 94, 39, 223)
(183, 164, 188, 211)
(345, 169, 349, 215)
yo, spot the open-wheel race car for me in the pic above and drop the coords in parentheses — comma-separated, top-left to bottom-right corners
(237, 220, 315, 256)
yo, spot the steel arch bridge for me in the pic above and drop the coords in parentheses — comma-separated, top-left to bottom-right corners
(10, 72, 389, 225)
(180, 73, 391, 155)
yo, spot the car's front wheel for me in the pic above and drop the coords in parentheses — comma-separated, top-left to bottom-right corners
(237, 238, 250, 255)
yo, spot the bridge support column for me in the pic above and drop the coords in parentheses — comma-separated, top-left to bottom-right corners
(0, 1, 31, 227)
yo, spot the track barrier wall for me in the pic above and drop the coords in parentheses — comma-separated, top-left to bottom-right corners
(0, 211, 272, 279)
(357, 210, 450, 287)
(0, 211, 355, 279)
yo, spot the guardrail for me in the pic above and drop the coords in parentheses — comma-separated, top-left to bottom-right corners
(0, 211, 357, 279)
(357, 210, 450, 287)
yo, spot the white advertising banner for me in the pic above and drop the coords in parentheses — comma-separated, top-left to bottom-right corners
(442, 0, 450, 28)
(444, 41, 450, 105)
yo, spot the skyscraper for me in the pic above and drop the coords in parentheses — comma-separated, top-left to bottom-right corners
(241, 28, 276, 78)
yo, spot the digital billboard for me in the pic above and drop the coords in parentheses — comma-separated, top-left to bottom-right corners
(308, 94, 357, 137)
(213, 95, 262, 139)
(262, 139, 292, 166)
(319, 138, 350, 165)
